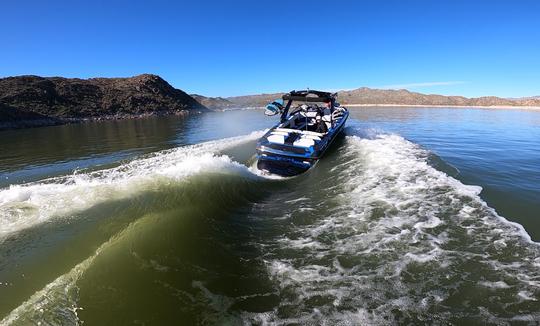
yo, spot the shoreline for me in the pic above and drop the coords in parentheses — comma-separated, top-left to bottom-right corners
(0, 110, 199, 131)
(344, 103, 540, 110)
(3, 103, 539, 131)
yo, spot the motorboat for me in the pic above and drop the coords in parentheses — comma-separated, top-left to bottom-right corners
(256, 90, 349, 176)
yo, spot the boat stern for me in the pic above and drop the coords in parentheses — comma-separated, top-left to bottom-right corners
(256, 153, 314, 176)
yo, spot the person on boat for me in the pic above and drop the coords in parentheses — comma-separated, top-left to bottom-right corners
(315, 115, 328, 133)
(319, 100, 333, 131)
(324, 100, 332, 110)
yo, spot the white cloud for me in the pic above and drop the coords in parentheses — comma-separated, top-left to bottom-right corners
(379, 81, 468, 90)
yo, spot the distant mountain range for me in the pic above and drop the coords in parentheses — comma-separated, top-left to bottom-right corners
(337, 88, 540, 107)
(1, 74, 538, 129)
(204, 88, 540, 108)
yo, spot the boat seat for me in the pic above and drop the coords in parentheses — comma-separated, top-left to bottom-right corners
(322, 115, 332, 129)
(300, 111, 319, 118)
(271, 130, 289, 136)
(275, 128, 324, 137)
(267, 134, 285, 144)
(293, 136, 316, 148)
(302, 134, 321, 141)
(300, 111, 318, 127)
(322, 108, 332, 128)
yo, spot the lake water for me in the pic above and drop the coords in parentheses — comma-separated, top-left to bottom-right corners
(1, 107, 539, 324)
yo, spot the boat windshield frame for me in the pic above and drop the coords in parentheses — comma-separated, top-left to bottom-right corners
(280, 90, 337, 122)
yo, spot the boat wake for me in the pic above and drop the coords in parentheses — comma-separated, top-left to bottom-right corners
(0, 131, 265, 240)
(1, 129, 539, 325)
(245, 131, 540, 324)
(1, 131, 277, 324)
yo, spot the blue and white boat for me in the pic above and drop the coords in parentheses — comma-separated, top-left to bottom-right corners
(256, 90, 349, 176)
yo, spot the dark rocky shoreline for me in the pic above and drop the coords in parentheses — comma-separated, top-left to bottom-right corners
(0, 74, 208, 130)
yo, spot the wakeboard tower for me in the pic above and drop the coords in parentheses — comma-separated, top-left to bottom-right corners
(256, 90, 349, 176)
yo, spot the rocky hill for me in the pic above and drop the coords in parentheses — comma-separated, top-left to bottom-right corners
(190, 94, 234, 110)
(219, 88, 540, 108)
(0, 74, 208, 129)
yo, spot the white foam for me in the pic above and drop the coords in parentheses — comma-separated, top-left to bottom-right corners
(0, 132, 264, 239)
(257, 132, 540, 324)
(517, 290, 538, 301)
(479, 281, 511, 289)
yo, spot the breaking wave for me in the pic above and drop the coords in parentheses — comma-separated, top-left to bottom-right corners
(245, 132, 540, 324)
(0, 131, 264, 240)
(1, 131, 275, 325)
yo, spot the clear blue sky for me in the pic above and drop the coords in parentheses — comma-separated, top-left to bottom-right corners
(2, 0, 539, 97)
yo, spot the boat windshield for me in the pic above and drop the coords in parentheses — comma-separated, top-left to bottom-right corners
(279, 103, 332, 134)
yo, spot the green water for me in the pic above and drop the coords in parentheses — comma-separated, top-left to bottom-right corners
(0, 108, 539, 324)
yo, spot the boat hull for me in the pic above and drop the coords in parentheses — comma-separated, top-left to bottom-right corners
(256, 111, 348, 176)
(257, 154, 314, 176)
